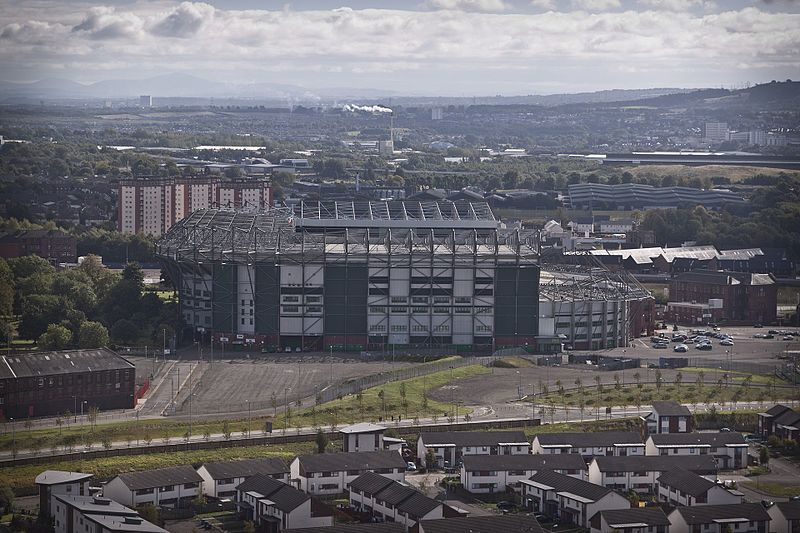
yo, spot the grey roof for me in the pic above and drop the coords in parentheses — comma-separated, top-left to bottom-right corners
(349, 472, 440, 519)
(649, 432, 746, 447)
(420, 431, 529, 447)
(596, 508, 670, 527)
(297, 451, 407, 474)
(53, 495, 137, 517)
(83, 514, 168, 533)
(348, 471, 396, 495)
(200, 458, 289, 480)
(0, 348, 134, 380)
(651, 401, 691, 417)
(674, 503, 770, 525)
(236, 473, 309, 513)
(418, 515, 544, 533)
(287, 525, 404, 533)
(339, 422, 387, 434)
(592, 455, 717, 473)
(774, 502, 800, 520)
(526, 470, 613, 502)
(462, 453, 586, 472)
(762, 405, 793, 418)
(115, 466, 202, 491)
(657, 470, 716, 497)
(35, 470, 94, 486)
(535, 431, 642, 448)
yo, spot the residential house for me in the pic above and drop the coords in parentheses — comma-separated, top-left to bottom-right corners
(417, 431, 530, 468)
(568, 218, 594, 236)
(598, 219, 634, 234)
(590, 508, 670, 533)
(758, 405, 800, 442)
(197, 458, 289, 498)
(349, 472, 455, 529)
(36, 470, 94, 519)
(415, 515, 545, 533)
(666, 503, 770, 533)
(103, 466, 203, 509)
(236, 473, 333, 531)
(461, 453, 587, 494)
(588, 455, 717, 493)
(52, 494, 167, 533)
(532, 432, 644, 458)
(656, 470, 742, 506)
(291, 451, 407, 496)
(645, 432, 748, 470)
(644, 401, 693, 434)
(340, 423, 403, 453)
(767, 501, 800, 533)
(520, 470, 630, 529)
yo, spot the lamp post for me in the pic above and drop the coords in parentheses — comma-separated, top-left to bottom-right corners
(10, 418, 14, 463)
(284, 387, 290, 434)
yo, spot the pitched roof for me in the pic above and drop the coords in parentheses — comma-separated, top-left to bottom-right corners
(596, 508, 670, 528)
(83, 514, 168, 533)
(348, 471, 396, 495)
(0, 348, 134, 380)
(286, 525, 404, 533)
(349, 472, 441, 519)
(674, 503, 770, 525)
(649, 432, 746, 447)
(592, 455, 717, 473)
(762, 405, 793, 418)
(339, 422, 387, 434)
(651, 401, 691, 417)
(200, 458, 288, 480)
(35, 470, 93, 486)
(526, 470, 613, 502)
(462, 453, 586, 472)
(535, 431, 642, 448)
(418, 515, 545, 533)
(774, 502, 800, 521)
(296, 450, 407, 474)
(420, 431, 529, 447)
(657, 470, 716, 497)
(115, 466, 202, 491)
(236, 473, 309, 513)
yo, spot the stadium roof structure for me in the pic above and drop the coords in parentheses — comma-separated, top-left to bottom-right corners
(539, 264, 651, 303)
(156, 206, 539, 263)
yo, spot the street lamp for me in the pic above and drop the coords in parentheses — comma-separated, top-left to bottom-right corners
(284, 387, 291, 434)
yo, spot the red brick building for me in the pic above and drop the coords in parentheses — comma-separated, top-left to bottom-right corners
(0, 229, 77, 263)
(666, 271, 777, 325)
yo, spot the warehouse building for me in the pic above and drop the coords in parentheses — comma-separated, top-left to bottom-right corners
(0, 348, 136, 419)
(156, 201, 652, 352)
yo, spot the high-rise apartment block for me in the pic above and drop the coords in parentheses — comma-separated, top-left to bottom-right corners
(117, 176, 271, 236)
(704, 122, 729, 142)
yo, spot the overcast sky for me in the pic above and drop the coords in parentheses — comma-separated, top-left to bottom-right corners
(1, 0, 798, 95)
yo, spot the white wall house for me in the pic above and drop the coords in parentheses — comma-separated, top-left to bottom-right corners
(667, 504, 770, 533)
(417, 431, 530, 468)
(103, 466, 203, 509)
(236, 473, 333, 531)
(340, 423, 401, 453)
(197, 458, 289, 498)
(656, 470, 742, 506)
(291, 451, 407, 496)
(349, 471, 448, 529)
(36, 470, 94, 519)
(588, 455, 717, 493)
(52, 494, 167, 533)
(532, 431, 644, 458)
(461, 452, 587, 494)
(767, 501, 800, 533)
(590, 508, 670, 533)
(645, 433, 748, 470)
(520, 470, 629, 529)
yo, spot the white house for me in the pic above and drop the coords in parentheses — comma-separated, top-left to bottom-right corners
(291, 451, 407, 496)
(349, 471, 452, 529)
(236, 473, 333, 531)
(599, 219, 634, 234)
(520, 470, 630, 529)
(532, 431, 644, 458)
(103, 465, 203, 509)
(339, 423, 403, 453)
(657, 470, 742, 506)
(767, 501, 800, 533)
(197, 457, 289, 498)
(667, 504, 771, 533)
(36, 470, 94, 519)
(590, 507, 670, 533)
(644, 401, 693, 434)
(645, 432, 748, 470)
(461, 452, 587, 494)
(568, 218, 594, 236)
(52, 494, 167, 533)
(417, 431, 530, 468)
(588, 455, 717, 493)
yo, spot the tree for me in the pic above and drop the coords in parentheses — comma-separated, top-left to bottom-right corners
(633, 372, 642, 390)
(87, 405, 99, 430)
(139, 504, 160, 525)
(222, 421, 231, 441)
(614, 373, 621, 391)
(759, 446, 769, 465)
(315, 428, 328, 453)
(243, 521, 256, 533)
(110, 319, 140, 344)
(0, 258, 14, 316)
(675, 372, 683, 388)
(19, 294, 63, 339)
(0, 485, 13, 515)
(655, 370, 663, 391)
(38, 323, 73, 350)
(79, 321, 109, 348)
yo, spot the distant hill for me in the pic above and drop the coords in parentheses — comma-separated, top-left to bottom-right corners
(605, 80, 800, 109)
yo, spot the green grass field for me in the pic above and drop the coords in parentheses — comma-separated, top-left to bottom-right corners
(742, 481, 800, 498)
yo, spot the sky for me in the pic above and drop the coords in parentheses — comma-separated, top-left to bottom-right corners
(1, 0, 799, 96)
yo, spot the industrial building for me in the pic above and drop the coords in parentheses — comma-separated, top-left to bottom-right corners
(567, 183, 746, 210)
(156, 201, 652, 352)
(0, 348, 136, 419)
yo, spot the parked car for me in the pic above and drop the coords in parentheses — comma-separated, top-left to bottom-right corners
(674, 344, 688, 353)
(497, 501, 518, 513)
(533, 513, 552, 523)
(654, 342, 668, 349)
(720, 339, 734, 346)
(754, 324, 763, 328)
(406, 462, 417, 471)
(696, 343, 712, 350)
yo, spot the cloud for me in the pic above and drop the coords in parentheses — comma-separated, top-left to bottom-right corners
(637, 0, 716, 11)
(531, 0, 557, 9)
(72, 6, 144, 40)
(425, 0, 509, 12)
(151, 2, 214, 37)
(571, 0, 622, 10)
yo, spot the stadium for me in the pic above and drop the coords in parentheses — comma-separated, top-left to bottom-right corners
(155, 201, 653, 353)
